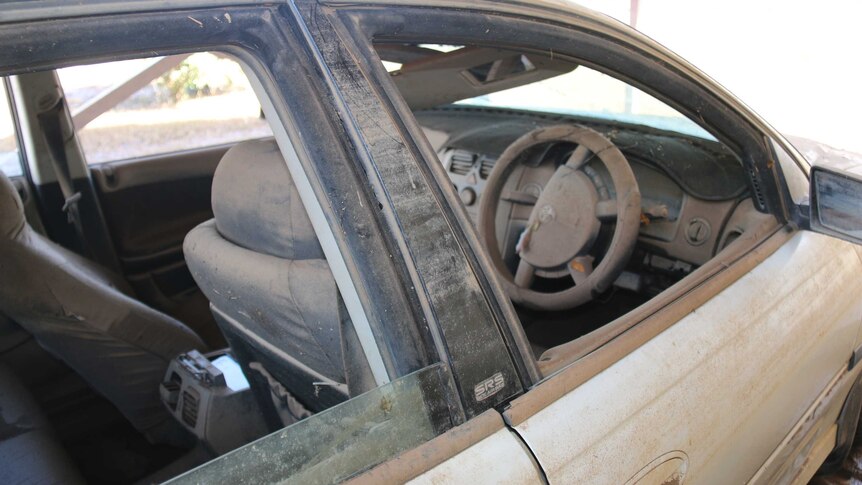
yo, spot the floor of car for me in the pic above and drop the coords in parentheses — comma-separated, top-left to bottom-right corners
(520, 288, 648, 355)
(34, 378, 192, 485)
(62, 412, 190, 485)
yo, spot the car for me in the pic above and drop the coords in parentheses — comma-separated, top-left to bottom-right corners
(1, 0, 861, 484)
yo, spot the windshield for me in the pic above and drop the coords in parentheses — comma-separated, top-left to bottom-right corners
(456, 65, 716, 140)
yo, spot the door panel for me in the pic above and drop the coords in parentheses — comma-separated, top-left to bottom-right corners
(513, 231, 862, 484)
(90, 143, 228, 268)
(89, 144, 234, 346)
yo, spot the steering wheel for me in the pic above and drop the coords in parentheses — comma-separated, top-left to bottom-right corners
(478, 125, 641, 311)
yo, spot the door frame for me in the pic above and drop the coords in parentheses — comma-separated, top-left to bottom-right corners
(0, 2, 449, 397)
(316, 0, 799, 384)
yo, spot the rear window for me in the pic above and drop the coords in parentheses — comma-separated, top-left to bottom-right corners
(57, 53, 272, 164)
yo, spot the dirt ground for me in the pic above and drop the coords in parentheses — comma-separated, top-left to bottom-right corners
(79, 116, 271, 164)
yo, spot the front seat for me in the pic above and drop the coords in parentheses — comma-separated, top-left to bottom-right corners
(0, 172, 206, 444)
(184, 139, 375, 430)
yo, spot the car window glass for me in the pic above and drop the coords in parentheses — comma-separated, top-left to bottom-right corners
(57, 53, 272, 164)
(168, 364, 454, 484)
(458, 65, 716, 140)
(0, 81, 22, 177)
(374, 41, 771, 374)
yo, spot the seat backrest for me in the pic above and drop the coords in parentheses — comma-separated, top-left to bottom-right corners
(0, 172, 205, 444)
(183, 139, 374, 428)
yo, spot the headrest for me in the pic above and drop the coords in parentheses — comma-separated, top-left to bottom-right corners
(212, 139, 324, 260)
(0, 172, 25, 240)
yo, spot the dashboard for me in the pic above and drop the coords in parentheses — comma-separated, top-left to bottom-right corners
(418, 105, 765, 290)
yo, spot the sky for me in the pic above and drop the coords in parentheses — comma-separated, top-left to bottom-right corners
(576, 0, 862, 153)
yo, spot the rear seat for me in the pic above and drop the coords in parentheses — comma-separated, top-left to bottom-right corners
(0, 364, 83, 484)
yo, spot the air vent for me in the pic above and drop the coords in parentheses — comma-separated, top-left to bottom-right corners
(479, 157, 496, 179)
(747, 165, 767, 210)
(181, 389, 199, 427)
(449, 151, 476, 176)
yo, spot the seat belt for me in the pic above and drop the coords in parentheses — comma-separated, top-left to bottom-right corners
(36, 97, 90, 258)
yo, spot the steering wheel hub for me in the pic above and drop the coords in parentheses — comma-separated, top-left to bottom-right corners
(478, 124, 641, 311)
(520, 168, 602, 269)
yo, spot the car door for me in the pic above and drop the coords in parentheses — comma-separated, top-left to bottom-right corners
(506, 229, 862, 484)
(312, 2, 862, 483)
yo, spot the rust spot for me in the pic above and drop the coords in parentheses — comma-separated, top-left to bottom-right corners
(379, 396, 393, 415)
(640, 213, 651, 225)
(570, 260, 585, 273)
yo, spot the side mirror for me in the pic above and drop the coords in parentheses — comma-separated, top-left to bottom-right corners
(810, 165, 862, 245)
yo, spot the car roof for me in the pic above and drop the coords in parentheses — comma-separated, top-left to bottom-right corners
(0, 0, 605, 26)
(0, 0, 805, 172)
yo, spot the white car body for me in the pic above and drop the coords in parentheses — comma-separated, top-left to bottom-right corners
(406, 232, 862, 484)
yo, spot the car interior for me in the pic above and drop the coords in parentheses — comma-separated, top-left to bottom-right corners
(374, 43, 777, 359)
(0, 43, 778, 484)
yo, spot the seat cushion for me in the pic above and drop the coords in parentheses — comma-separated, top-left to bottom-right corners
(0, 364, 84, 484)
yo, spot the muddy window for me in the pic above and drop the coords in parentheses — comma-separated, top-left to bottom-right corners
(169, 364, 453, 484)
(57, 53, 272, 164)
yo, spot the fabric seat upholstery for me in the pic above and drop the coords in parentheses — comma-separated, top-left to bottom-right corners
(184, 139, 374, 428)
(0, 173, 206, 444)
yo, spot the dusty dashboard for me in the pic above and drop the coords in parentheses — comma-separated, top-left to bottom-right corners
(420, 106, 753, 272)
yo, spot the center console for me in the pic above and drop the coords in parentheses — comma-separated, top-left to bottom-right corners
(160, 350, 269, 455)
